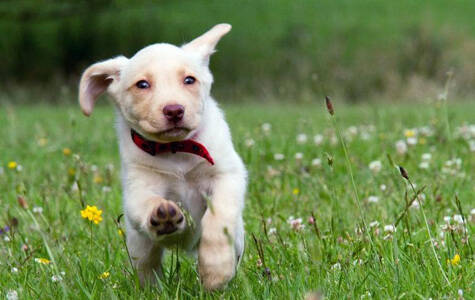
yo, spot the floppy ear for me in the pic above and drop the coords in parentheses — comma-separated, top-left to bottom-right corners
(182, 23, 231, 65)
(78, 56, 128, 116)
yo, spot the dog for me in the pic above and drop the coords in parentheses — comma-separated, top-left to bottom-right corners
(78, 24, 246, 290)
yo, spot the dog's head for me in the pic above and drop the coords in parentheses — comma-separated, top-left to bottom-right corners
(79, 24, 231, 142)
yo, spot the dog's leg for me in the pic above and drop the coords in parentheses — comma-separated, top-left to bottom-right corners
(198, 172, 246, 290)
(126, 226, 164, 284)
(123, 168, 185, 284)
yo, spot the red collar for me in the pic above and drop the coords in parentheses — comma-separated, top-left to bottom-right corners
(131, 130, 214, 165)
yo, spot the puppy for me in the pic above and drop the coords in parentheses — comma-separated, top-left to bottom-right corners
(78, 24, 246, 290)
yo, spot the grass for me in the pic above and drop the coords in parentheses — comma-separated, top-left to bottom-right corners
(0, 100, 474, 299)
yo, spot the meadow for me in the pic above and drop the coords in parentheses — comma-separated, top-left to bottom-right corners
(1, 99, 474, 299)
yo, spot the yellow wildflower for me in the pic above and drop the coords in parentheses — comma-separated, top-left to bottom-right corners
(68, 168, 76, 176)
(37, 138, 48, 146)
(447, 253, 460, 266)
(118, 229, 124, 237)
(80, 205, 103, 225)
(99, 271, 110, 279)
(404, 129, 416, 138)
(8, 161, 17, 169)
(93, 175, 103, 184)
(35, 258, 51, 265)
(292, 188, 300, 195)
(63, 148, 72, 156)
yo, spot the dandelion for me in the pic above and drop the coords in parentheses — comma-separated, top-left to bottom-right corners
(296, 134, 307, 144)
(292, 188, 300, 195)
(35, 258, 51, 265)
(368, 160, 382, 173)
(447, 253, 460, 266)
(367, 196, 379, 203)
(404, 129, 416, 138)
(80, 205, 103, 225)
(62, 148, 72, 156)
(395, 140, 407, 155)
(8, 161, 17, 169)
(99, 271, 110, 279)
(274, 153, 284, 161)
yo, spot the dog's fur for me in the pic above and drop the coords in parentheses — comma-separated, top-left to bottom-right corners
(78, 24, 246, 290)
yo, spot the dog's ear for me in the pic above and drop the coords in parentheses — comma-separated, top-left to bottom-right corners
(79, 56, 128, 116)
(182, 23, 231, 65)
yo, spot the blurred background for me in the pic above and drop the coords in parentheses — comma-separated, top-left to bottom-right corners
(1, 0, 475, 104)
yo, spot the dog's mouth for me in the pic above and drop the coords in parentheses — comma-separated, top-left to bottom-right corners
(154, 126, 192, 142)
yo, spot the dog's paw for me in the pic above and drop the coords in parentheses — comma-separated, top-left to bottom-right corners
(149, 200, 185, 236)
(198, 227, 236, 290)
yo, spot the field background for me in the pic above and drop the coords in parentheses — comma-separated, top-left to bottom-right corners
(1, 0, 475, 299)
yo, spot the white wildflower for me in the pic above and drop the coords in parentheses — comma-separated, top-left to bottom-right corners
(71, 181, 79, 192)
(395, 140, 407, 155)
(369, 221, 379, 228)
(296, 134, 307, 144)
(90, 165, 98, 172)
(367, 196, 379, 203)
(6, 290, 18, 300)
(274, 153, 285, 161)
(4, 236, 11, 242)
(419, 161, 429, 169)
(421, 153, 432, 161)
(268, 227, 276, 235)
(313, 134, 324, 145)
(311, 158, 322, 168)
(102, 186, 112, 193)
(51, 274, 63, 282)
(380, 184, 387, 191)
(443, 216, 451, 223)
(11, 267, 18, 273)
(261, 123, 271, 133)
(295, 152, 303, 160)
(331, 263, 341, 270)
(32, 206, 43, 214)
(245, 138, 255, 148)
(384, 225, 396, 233)
(453, 214, 464, 224)
(368, 160, 382, 173)
(406, 137, 417, 146)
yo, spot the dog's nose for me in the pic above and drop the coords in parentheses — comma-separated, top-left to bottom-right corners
(163, 104, 185, 123)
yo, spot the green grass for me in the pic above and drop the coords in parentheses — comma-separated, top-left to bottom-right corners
(1, 100, 474, 299)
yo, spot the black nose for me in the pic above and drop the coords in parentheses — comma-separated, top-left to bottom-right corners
(163, 104, 184, 123)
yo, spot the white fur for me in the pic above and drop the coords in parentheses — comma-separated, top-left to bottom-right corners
(78, 24, 246, 290)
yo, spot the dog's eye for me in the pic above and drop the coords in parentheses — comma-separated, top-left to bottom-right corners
(184, 76, 196, 85)
(136, 80, 151, 89)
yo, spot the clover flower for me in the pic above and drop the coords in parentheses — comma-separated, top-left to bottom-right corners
(80, 205, 103, 225)
(368, 160, 382, 173)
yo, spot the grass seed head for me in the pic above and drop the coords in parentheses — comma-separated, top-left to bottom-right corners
(399, 166, 409, 180)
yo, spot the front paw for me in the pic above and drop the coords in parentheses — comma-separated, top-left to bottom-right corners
(198, 228, 236, 290)
(148, 200, 185, 237)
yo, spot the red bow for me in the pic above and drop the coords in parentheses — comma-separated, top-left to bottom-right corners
(131, 130, 214, 165)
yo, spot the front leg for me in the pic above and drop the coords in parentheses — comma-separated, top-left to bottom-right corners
(198, 171, 246, 290)
(123, 166, 185, 284)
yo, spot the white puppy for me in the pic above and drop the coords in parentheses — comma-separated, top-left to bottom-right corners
(78, 24, 246, 290)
